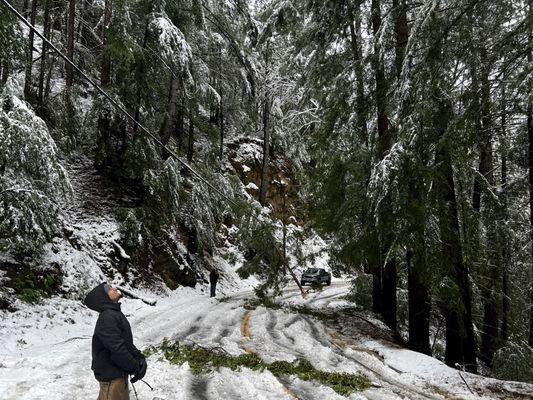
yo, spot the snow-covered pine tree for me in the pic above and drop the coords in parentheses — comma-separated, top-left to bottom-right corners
(0, 77, 70, 258)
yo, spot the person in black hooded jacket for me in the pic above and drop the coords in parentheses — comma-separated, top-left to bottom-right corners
(84, 283, 147, 400)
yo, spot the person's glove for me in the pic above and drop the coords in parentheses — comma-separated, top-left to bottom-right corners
(130, 357, 147, 383)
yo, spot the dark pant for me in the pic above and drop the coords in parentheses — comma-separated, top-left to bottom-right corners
(210, 281, 217, 297)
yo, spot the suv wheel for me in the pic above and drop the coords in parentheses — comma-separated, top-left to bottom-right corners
(326, 279, 331, 286)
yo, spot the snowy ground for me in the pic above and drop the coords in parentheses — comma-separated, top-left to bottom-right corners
(1, 281, 532, 400)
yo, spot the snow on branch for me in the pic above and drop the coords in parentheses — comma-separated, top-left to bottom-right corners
(149, 14, 193, 78)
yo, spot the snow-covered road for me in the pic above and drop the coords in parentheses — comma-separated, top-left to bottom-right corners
(1, 282, 532, 400)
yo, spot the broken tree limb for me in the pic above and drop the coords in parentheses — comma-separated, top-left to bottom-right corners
(117, 286, 157, 306)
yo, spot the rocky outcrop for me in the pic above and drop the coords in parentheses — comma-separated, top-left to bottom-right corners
(227, 137, 301, 223)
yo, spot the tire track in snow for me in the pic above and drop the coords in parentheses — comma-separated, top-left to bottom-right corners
(264, 310, 307, 358)
(240, 310, 300, 400)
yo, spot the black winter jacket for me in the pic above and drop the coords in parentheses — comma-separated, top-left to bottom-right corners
(84, 283, 144, 382)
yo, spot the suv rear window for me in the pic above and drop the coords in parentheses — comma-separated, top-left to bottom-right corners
(305, 268, 319, 274)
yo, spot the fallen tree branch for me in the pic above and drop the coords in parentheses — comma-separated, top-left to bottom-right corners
(458, 370, 475, 395)
(117, 286, 157, 306)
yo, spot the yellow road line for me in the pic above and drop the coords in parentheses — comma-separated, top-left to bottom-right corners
(240, 310, 256, 355)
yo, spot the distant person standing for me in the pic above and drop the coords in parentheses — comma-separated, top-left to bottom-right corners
(209, 268, 220, 297)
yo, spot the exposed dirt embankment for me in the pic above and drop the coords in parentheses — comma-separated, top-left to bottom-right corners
(227, 137, 301, 222)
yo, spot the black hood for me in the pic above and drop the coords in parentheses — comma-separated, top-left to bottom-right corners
(84, 283, 120, 313)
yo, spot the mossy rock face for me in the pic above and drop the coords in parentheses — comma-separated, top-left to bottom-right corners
(145, 338, 370, 396)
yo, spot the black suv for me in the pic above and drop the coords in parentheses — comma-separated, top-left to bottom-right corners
(300, 268, 331, 286)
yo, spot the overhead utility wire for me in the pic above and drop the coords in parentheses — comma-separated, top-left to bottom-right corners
(0, 0, 237, 207)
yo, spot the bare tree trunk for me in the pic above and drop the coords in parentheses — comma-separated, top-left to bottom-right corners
(65, 0, 75, 88)
(24, 0, 38, 100)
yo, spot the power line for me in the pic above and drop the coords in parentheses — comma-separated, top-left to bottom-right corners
(0, 0, 237, 207)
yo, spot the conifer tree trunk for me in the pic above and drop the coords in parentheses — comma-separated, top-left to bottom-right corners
(1, 61, 8, 87)
(219, 103, 224, 162)
(187, 107, 195, 162)
(407, 246, 431, 354)
(478, 51, 499, 366)
(95, 0, 112, 169)
(217, 44, 224, 162)
(528, 66, 533, 348)
(65, 0, 75, 88)
(371, 258, 383, 314)
(347, 1, 366, 138)
(427, 21, 476, 370)
(23, 0, 38, 99)
(434, 94, 477, 373)
(176, 101, 184, 150)
(382, 258, 397, 330)
(392, 0, 408, 80)
(44, 51, 54, 99)
(528, 0, 533, 348)
(100, 0, 112, 87)
(37, 0, 51, 105)
(259, 94, 270, 206)
(259, 45, 271, 207)
(407, 150, 431, 354)
(500, 84, 509, 343)
(133, 23, 149, 134)
(161, 74, 179, 158)
(371, 0, 396, 331)
(436, 119, 477, 372)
